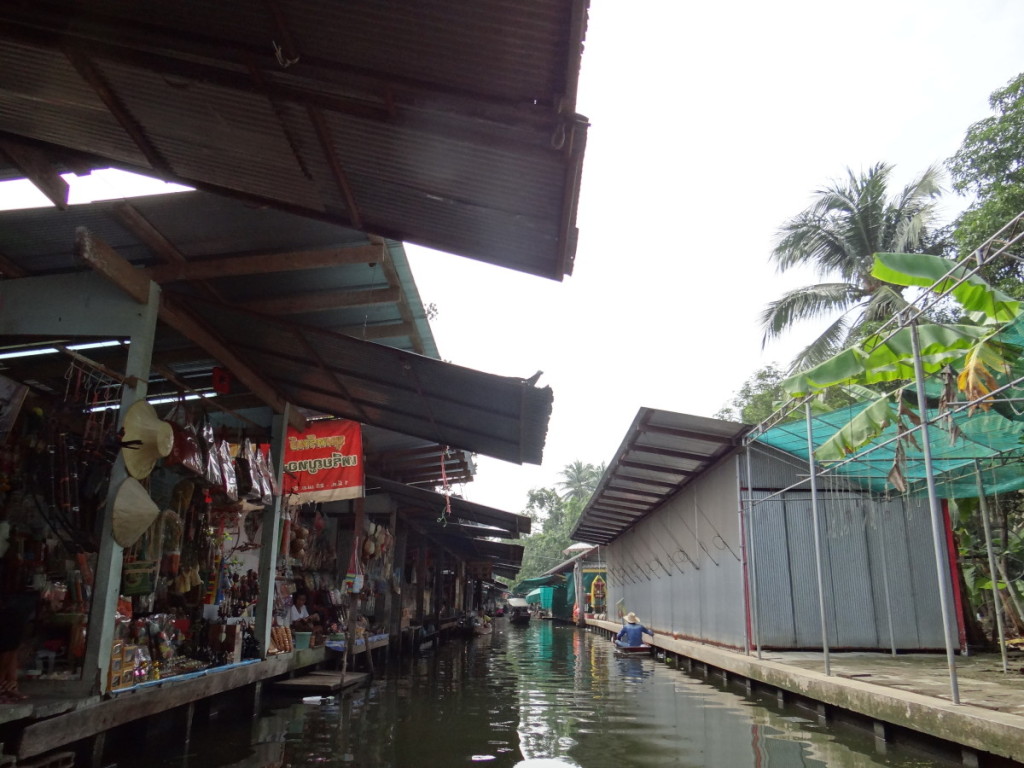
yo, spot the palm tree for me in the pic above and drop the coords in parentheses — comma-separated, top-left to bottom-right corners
(556, 460, 604, 502)
(761, 162, 944, 371)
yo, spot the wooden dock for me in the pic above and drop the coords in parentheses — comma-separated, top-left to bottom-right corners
(271, 671, 369, 695)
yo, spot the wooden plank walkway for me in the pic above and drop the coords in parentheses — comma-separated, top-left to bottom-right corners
(271, 671, 369, 695)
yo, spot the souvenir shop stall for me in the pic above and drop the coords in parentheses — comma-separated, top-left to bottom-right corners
(272, 419, 394, 662)
(0, 364, 285, 697)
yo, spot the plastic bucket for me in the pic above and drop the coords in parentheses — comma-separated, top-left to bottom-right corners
(292, 631, 312, 650)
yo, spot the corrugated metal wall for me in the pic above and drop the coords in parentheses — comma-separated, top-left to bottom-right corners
(744, 449, 946, 651)
(605, 458, 747, 648)
(604, 447, 948, 652)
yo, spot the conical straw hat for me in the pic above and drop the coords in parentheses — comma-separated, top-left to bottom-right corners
(121, 400, 173, 480)
(112, 476, 161, 548)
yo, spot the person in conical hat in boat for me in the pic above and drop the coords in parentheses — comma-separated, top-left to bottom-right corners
(615, 612, 654, 648)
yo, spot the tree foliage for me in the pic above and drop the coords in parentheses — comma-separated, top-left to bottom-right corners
(715, 365, 787, 424)
(762, 163, 945, 371)
(947, 71, 1024, 292)
(510, 461, 604, 590)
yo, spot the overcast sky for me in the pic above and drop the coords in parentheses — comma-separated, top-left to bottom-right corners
(406, 0, 1024, 516)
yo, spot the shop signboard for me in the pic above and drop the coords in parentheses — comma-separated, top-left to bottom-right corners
(283, 419, 364, 503)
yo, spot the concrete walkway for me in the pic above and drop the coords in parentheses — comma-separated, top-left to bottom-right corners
(588, 619, 1024, 764)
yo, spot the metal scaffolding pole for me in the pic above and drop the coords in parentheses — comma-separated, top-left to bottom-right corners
(805, 401, 831, 676)
(910, 321, 961, 704)
(742, 450, 762, 659)
(875, 513, 898, 656)
(974, 459, 1009, 674)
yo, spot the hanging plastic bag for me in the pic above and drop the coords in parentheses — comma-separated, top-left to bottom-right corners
(343, 538, 364, 594)
(163, 399, 204, 477)
(218, 440, 238, 501)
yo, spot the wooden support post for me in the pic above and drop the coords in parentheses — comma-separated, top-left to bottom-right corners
(182, 701, 196, 746)
(83, 279, 160, 694)
(961, 748, 980, 768)
(251, 681, 263, 719)
(391, 522, 408, 658)
(776, 689, 786, 708)
(415, 546, 427, 626)
(88, 731, 106, 768)
(816, 702, 830, 726)
(873, 721, 889, 754)
(256, 410, 287, 659)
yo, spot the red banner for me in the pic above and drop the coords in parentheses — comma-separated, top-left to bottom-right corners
(282, 419, 364, 503)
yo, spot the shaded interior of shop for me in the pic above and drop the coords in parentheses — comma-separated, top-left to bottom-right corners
(0, 1, 591, 761)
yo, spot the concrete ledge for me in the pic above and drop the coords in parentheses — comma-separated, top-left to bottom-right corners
(588, 620, 1024, 763)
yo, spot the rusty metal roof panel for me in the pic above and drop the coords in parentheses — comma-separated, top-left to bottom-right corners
(0, 40, 145, 165)
(0, 0, 589, 279)
(368, 476, 530, 538)
(184, 300, 552, 464)
(572, 409, 749, 545)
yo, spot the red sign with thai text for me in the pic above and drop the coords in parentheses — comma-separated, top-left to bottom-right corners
(282, 419, 363, 503)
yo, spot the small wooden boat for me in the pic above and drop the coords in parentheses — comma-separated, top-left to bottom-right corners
(507, 597, 531, 626)
(472, 618, 492, 636)
(613, 643, 651, 655)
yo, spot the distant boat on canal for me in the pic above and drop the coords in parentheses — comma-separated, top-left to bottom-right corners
(507, 596, 531, 625)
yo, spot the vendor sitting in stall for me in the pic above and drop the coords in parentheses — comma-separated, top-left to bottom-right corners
(289, 591, 320, 633)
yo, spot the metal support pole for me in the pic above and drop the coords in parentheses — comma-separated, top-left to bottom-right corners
(974, 460, 1009, 674)
(742, 451, 762, 658)
(805, 402, 831, 676)
(910, 321, 960, 704)
(875, 513, 898, 656)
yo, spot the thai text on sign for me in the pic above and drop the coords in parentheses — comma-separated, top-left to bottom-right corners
(283, 419, 364, 503)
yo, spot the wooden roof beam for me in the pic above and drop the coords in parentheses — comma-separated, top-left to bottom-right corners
(632, 445, 716, 464)
(64, 49, 172, 176)
(0, 137, 68, 209)
(146, 242, 387, 283)
(112, 202, 224, 303)
(236, 285, 399, 314)
(617, 458, 695, 476)
(0, 250, 28, 279)
(75, 227, 306, 431)
(642, 422, 741, 445)
(308, 106, 363, 229)
(368, 236, 426, 354)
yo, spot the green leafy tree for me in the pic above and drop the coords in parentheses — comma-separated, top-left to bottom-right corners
(761, 162, 945, 371)
(948, 71, 1024, 291)
(715, 365, 787, 424)
(511, 461, 604, 589)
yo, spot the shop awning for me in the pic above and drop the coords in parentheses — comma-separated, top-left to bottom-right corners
(367, 476, 531, 538)
(572, 409, 748, 545)
(524, 588, 544, 602)
(0, 1, 589, 280)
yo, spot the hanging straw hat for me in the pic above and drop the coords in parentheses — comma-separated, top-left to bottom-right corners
(625, 612, 639, 624)
(112, 477, 161, 548)
(121, 400, 173, 480)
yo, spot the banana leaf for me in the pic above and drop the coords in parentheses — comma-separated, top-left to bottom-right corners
(784, 324, 990, 396)
(872, 252, 1021, 322)
(816, 394, 898, 462)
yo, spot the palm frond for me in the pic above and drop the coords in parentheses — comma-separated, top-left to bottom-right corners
(760, 283, 863, 344)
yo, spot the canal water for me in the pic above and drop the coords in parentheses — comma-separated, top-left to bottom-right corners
(157, 620, 956, 768)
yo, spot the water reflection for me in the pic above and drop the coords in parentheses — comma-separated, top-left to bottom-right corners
(151, 620, 956, 768)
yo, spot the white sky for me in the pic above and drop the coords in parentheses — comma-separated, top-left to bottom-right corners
(406, 0, 1024, 514)
(2, 1, 1022, 519)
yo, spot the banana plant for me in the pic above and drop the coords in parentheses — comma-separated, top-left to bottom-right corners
(782, 252, 1023, 473)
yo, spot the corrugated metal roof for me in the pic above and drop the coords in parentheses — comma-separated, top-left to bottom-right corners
(0, 190, 552, 469)
(368, 476, 531, 538)
(571, 409, 749, 545)
(195, 302, 552, 465)
(0, 0, 589, 279)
